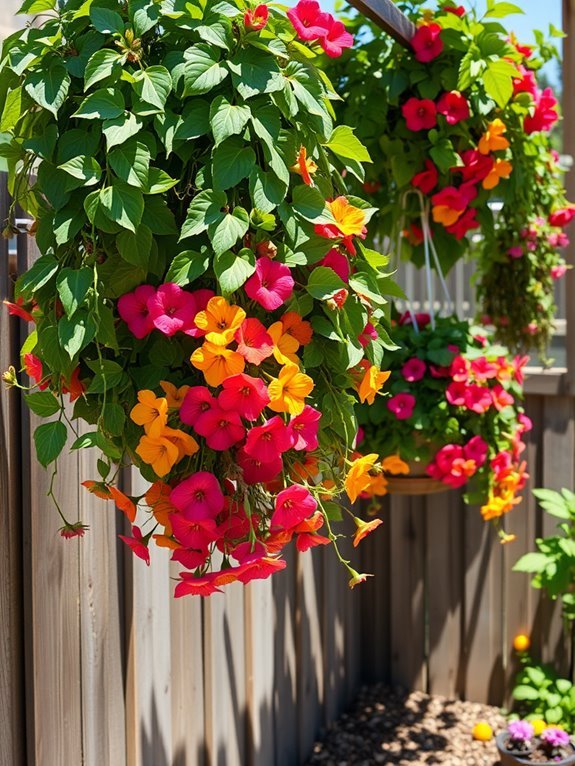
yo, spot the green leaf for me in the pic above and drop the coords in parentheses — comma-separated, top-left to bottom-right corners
(56, 267, 93, 317)
(102, 403, 125, 436)
(144, 168, 178, 194)
(90, 7, 125, 34)
(25, 64, 70, 117)
(306, 266, 346, 300)
(17, 0, 56, 12)
(175, 99, 211, 140)
(214, 248, 256, 294)
(34, 421, 67, 467)
(513, 684, 540, 701)
(430, 138, 461, 173)
(249, 168, 287, 213)
(513, 552, 551, 573)
(100, 181, 144, 232)
(25, 391, 61, 417)
(1, 87, 25, 132)
(116, 224, 153, 267)
(132, 65, 172, 111)
(482, 60, 515, 108)
(209, 95, 251, 145)
(484, 2, 524, 17)
(165, 249, 210, 286)
(212, 137, 256, 191)
(292, 185, 331, 223)
(58, 155, 102, 187)
(208, 207, 249, 256)
(144, 196, 178, 234)
(130, 0, 161, 35)
(228, 48, 284, 99)
(102, 112, 143, 149)
(58, 313, 89, 358)
(87, 359, 126, 393)
(109, 139, 150, 188)
(73, 88, 125, 120)
(84, 49, 123, 90)
(183, 44, 228, 96)
(324, 125, 371, 163)
(17, 254, 58, 296)
(555, 678, 572, 694)
(180, 189, 227, 240)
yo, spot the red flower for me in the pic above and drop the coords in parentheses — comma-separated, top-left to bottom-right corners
(244, 3, 268, 30)
(174, 574, 223, 598)
(443, 4, 465, 15)
(320, 17, 354, 58)
(4, 296, 35, 322)
(119, 526, 150, 566)
(235, 556, 287, 583)
(464, 384, 493, 414)
(59, 522, 89, 539)
(402, 97, 437, 131)
(170, 472, 225, 520)
(61, 367, 85, 402)
(398, 311, 431, 328)
(411, 160, 439, 194)
(24, 352, 49, 390)
(491, 384, 514, 411)
(287, 0, 331, 41)
(218, 373, 270, 421)
(236, 448, 283, 485)
(524, 87, 559, 134)
(170, 515, 219, 549)
(244, 416, 293, 461)
(179, 386, 216, 425)
(513, 65, 537, 97)
(287, 405, 321, 451)
(549, 206, 575, 227)
(271, 484, 317, 529)
(194, 404, 245, 450)
(457, 150, 494, 183)
(318, 249, 351, 283)
(464, 436, 488, 467)
(437, 91, 470, 125)
(445, 207, 479, 239)
(411, 23, 443, 63)
(235, 317, 274, 365)
(358, 322, 378, 348)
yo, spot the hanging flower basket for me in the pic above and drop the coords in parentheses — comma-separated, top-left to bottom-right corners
(355, 313, 529, 530)
(1, 0, 397, 594)
(496, 723, 575, 766)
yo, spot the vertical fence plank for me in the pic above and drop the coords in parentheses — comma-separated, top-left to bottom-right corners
(389, 495, 426, 691)
(322, 542, 348, 723)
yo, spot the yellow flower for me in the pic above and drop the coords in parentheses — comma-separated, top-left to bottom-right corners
(344, 453, 379, 503)
(532, 720, 547, 736)
(267, 364, 314, 414)
(352, 517, 383, 547)
(358, 364, 391, 404)
(268, 321, 300, 366)
(190, 341, 245, 387)
(499, 532, 517, 545)
(130, 390, 168, 437)
(482, 158, 513, 190)
(472, 722, 493, 742)
(162, 426, 199, 461)
(381, 455, 410, 475)
(194, 296, 246, 346)
(327, 196, 367, 237)
(478, 119, 510, 155)
(136, 434, 180, 477)
(160, 380, 189, 409)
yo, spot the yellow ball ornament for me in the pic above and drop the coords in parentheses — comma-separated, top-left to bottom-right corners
(531, 719, 547, 735)
(472, 722, 494, 742)
(513, 634, 531, 653)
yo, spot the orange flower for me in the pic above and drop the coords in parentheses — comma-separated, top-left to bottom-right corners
(190, 341, 245, 387)
(281, 311, 313, 345)
(108, 486, 137, 523)
(290, 146, 318, 186)
(267, 364, 314, 414)
(327, 196, 367, 237)
(290, 455, 320, 483)
(81, 480, 112, 499)
(319, 478, 337, 500)
(348, 569, 373, 589)
(478, 118, 510, 154)
(500, 532, 517, 545)
(160, 380, 190, 409)
(162, 426, 199, 461)
(344, 453, 379, 503)
(194, 296, 246, 346)
(136, 434, 180, 477)
(381, 455, 410, 475)
(352, 517, 383, 547)
(146, 481, 176, 532)
(153, 534, 180, 550)
(482, 158, 512, 190)
(268, 321, 300, 365)
(130, 390, 168, 437)
(357, 363, 391, 405)
(366, 473, 389, 497)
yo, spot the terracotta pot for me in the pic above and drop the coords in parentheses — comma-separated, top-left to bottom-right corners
(496, 733, 575, 766)
(385, 458, 452, 497)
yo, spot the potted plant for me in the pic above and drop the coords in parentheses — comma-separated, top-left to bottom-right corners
(355, 312, 529, 530)
(1, 0, 396, 594)
(497, 722, 575, 765)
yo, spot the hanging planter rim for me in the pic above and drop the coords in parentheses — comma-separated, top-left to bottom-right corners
(495, 733, 575, 766)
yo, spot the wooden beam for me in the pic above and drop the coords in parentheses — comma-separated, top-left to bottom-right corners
(348, 0, 415, 46)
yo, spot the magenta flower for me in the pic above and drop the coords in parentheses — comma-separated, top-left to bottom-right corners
(147, 283, 197, 336)
(218, 373, 270, 421)
(463, 384, 493, 414)
(244, 416, 293, 462)
(387, 392, 416, 420)
(118, 284, 156, 339)
(244, 257, 295, 311)
(541, 727, 570, 749)
(446, 381, 466, 406)
(358, 322, 378, 348)
(287, 405, 321, 451)
(170, 515, 219, 549)
(287, 0, 331, 41)
(185, 288, 215, 337)
(119, 525, 150, 566)
(507, 246, 524, 259)
(194, 404, 245, 451)
(463, 435, 488, 467)
(170, 472, 225, 520)
(319, 249, 351, 283)
(434, 444, 464, 474)
(236, 448, 283, 485)
(179, 386, 216, 425)
(507, 720, 534, 743)
(320, 17, 354, 57)
(271, 484, 317, 529)
(401, 358, 426, 382)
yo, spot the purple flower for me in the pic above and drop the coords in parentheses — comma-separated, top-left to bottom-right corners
(508, 720, 534, 743)
(541, 727, 570, 748)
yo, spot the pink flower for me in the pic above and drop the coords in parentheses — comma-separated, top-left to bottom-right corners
(170, 515, 219, 549)
(147, 283, 197, 336)
(411, 23, 443, 63)
(119, 526, 150, 566)
(287, 0, 331, 41)
(470, 357, 498, 381)
(237, 448, 283, 484)
(358, 322, 378, 348)
(387, 393, 416, 420)
(271, 485, 317, 529)
(402, 98, 437, 131)
(464, 436, 488, 467)
(288, 405, 321, 451)
(437, 91, 470, 125)
(244, 416, 293, 461)
(118, 284, 156, 339)
(411, 160, 439, 194)
(551, 263, 568, 279)
(449, 355, 470, 382)
(235, 556, 287, 583)
(244, 3, 268, 30)
(319, 249, 351, 283)
(446, 381, 466, 406)
(513, 64, 537, 97)
(179, 387, 216, 425)
(244, 257, 294, 310)
(491, 384, 514, 411)
(320, 17, 354, 57)
(170, 472, 225, 520)
(218, 373, 270, 421)
(491, 450, 513, 477)
(184, 289, 215, 338)
(548, 232, 569, 247)
(518, 412, 533, 433)
(194, 404, 245, 450)
(435, 444, 463, 474)
(174, 573, 223, 598)
(171, 547, 209, 570)
(524, 87, 559, 134)
(507, 246, 523, 258)
(235, 317, 274, 365)
(464, 384, 493, 414)
(398, 311, 431, 328)
(549, 206, 575, 227)
(401, 358, 426, 382)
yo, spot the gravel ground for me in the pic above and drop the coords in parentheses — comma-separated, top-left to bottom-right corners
(306, 684, 507, 766)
